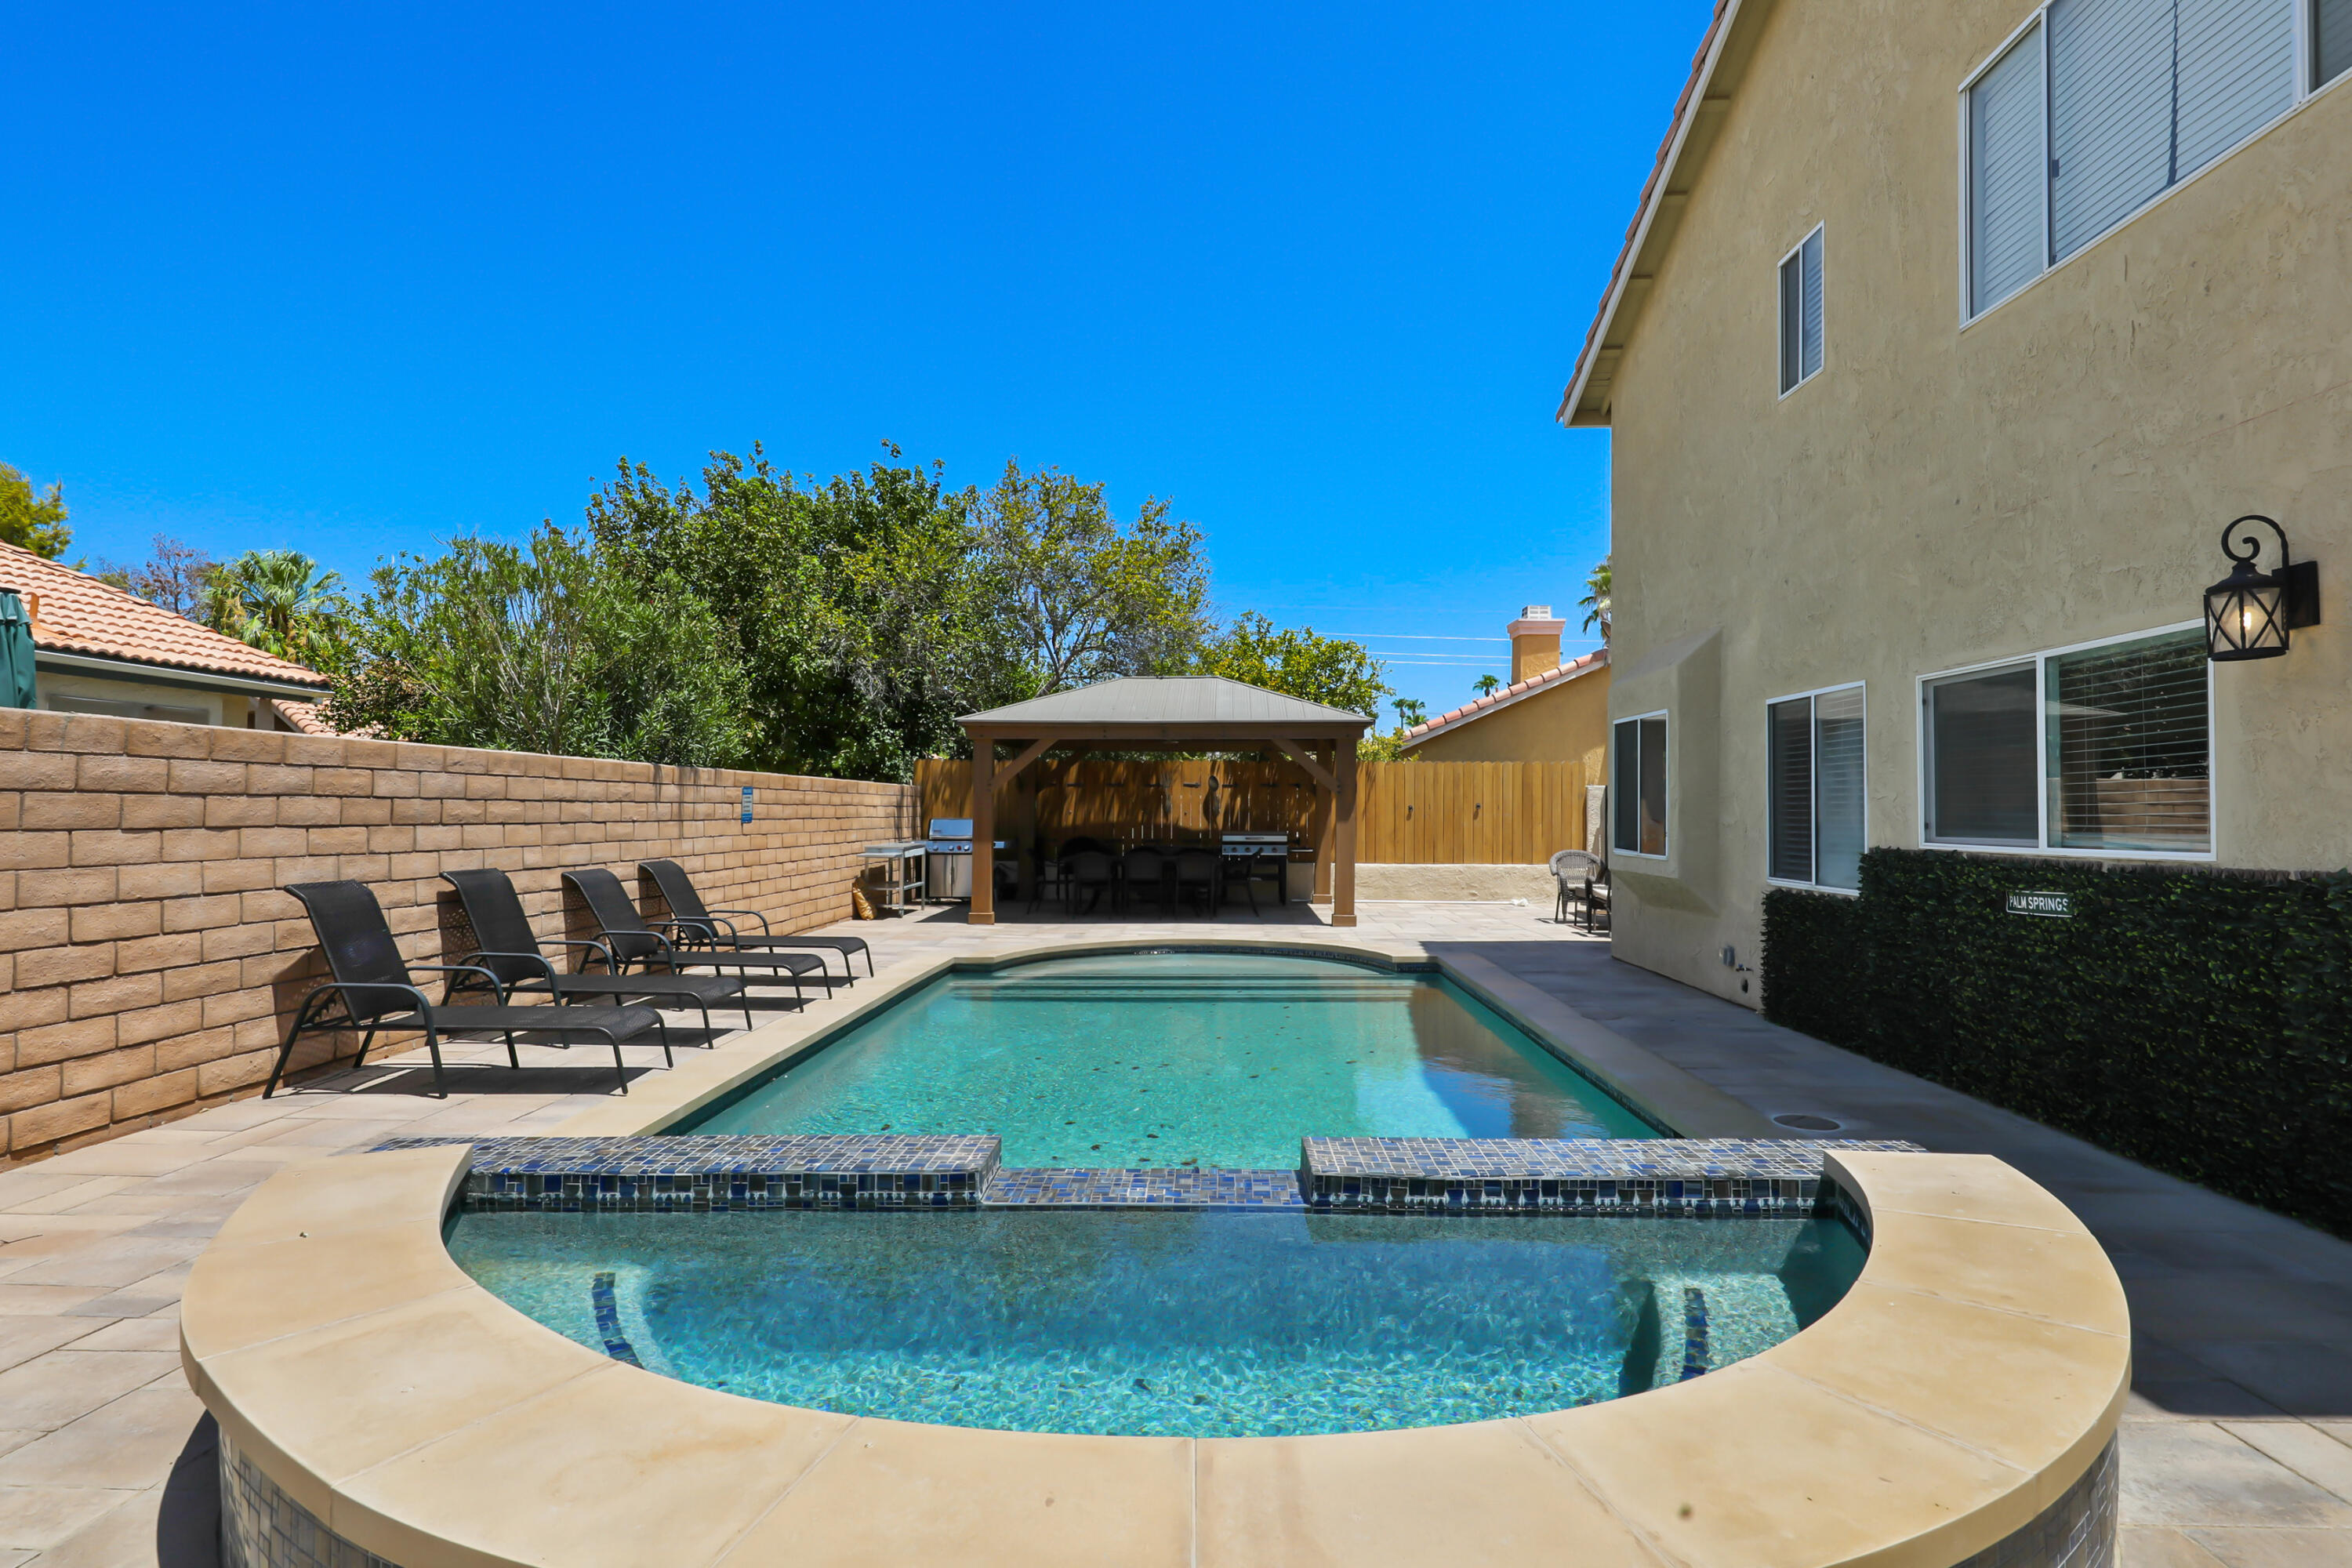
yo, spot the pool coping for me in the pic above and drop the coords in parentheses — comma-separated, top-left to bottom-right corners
(182, 1145, 2130, 1568)
(541, 933, 1780, 1144)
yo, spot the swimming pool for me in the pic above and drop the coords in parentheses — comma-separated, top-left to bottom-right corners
(679, 951, 1660, 1165)
(448, 1207, 1864, 1438)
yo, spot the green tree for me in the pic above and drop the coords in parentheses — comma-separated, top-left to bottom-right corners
(589, 446, 1026, 780)
(1196, 612, 1389, 718)
(0, 463, 71, 558)
(1473, 673, 1502, 696)
(979, 459, 1211, 694)
(1580, 555, 1611, 644)
(1392, 696, 1428, 728)
(87, 535, 216, 619)
(204, 550, 347, 666)
(328, 527, 750, 768)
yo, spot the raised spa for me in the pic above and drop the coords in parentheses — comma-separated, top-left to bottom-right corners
(446, 1207, 1864, 1438)
(676, 950, 1660, 1165)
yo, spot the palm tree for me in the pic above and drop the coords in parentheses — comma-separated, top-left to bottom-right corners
(204, 550, 346, 664)
(1392, 696, 1428, 728)
(1579, 556, 1612, 644)
(1472, 673, 1502, 696)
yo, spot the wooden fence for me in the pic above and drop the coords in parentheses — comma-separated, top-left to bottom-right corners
(916, 757, 1592, 866)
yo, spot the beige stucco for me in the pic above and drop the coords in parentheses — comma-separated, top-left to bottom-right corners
(1402, 665, 1611, 771)
(1588, 0, 2352, 1001)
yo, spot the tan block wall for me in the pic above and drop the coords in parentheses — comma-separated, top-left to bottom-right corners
(0, 708, 915, 1163)
(1402, 669, 1610, 772)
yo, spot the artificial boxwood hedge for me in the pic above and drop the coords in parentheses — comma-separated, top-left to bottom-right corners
(1762, 848, 2352, 1236)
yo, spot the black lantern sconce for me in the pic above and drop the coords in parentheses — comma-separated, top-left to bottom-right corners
(2205, 515, 2320, 662)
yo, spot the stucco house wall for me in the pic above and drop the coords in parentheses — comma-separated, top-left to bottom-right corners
(1588, 0, 2352, 1002)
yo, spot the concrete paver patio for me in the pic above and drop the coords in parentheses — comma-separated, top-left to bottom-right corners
(0, 896, 2343, 1565)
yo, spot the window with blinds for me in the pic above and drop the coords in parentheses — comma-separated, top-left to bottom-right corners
(2322, 0, 2352, 84)
(2045, 629, 2210, 850)
(1778, 226, 1824, 394)
(1612, 714, 1669, 857)
(1965, 0, 2310, 319)
(1768, 685, 1867, 890)
(1922, 628, 2210, 856)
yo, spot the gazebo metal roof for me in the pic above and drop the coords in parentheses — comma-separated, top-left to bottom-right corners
(952, 676, 1369, 927)
(958, 677, 1371, 732)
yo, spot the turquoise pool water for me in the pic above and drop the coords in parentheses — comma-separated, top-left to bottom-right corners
(448, 1208, 1864, 1437)
(680, 952, 1659, 1165)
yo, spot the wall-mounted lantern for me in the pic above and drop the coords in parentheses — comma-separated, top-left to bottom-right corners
(2205, 515, 2321, 662)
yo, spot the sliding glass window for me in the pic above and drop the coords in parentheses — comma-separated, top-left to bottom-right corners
(1965, 0, 2320, 320)
(1612, 713, 1668, 858)
(1922, 626, 2211, 856)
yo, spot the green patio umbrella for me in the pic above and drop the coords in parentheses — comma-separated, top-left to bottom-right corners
(0, 590, 36, 709)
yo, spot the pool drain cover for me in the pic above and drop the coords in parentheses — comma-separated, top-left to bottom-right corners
(1771, 1113, 1845, 1132)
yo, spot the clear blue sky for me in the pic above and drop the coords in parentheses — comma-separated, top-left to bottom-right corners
(2, 2, 1707, 718)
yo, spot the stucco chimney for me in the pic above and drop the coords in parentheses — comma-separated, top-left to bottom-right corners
(1506, 604, 1565, 684)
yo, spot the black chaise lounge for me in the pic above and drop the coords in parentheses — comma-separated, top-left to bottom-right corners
(266, 880, 671, 1099)
(562, 868, 823, 1005)
(441, 868, 757, 1032)
(637, 859, 873, 983)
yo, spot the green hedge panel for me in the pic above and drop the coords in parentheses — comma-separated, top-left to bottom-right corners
(1762, 848, 2352, 1236)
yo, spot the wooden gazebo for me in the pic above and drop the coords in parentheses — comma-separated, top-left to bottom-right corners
(956, 677, 1374, 927)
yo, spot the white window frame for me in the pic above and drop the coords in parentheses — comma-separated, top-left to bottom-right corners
(1764, 681, 1868, 895)
(1957, 0, 2348, 328)
(1913, 620, 2216, 862)
(1612, 709, 1671, 861)
(1777, 223, 1827, 398)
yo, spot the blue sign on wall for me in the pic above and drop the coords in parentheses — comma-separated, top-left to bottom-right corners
(741, 786, 753, 824)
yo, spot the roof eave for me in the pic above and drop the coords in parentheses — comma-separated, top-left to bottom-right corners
(35, 647, 333, 701)
(1557, 0, 1768, 430)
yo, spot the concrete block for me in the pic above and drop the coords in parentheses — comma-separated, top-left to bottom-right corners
(166, 760, 249, 794)
(116, 863, 201, 899)
(20, 792, 123, 830)
(10, 1091, 110, 1150)
(62, 1044, 156, 1096)
(121, 793, 205, 830)
(16, 1015, 118, 1066)
(75, 754, 170, 792)
(70, 971, 164, 1019)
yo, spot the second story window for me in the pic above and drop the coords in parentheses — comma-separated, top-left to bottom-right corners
(1777, 226, 1824, 395)
(1965, 0, 2336, 321)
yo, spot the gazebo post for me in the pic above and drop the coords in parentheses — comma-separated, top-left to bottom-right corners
(1334, 743, 1359, 927)
(971, 734, 996, 926)
(1312, 742, 1335, 907)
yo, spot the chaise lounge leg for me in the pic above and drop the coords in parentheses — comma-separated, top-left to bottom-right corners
(423, 1025, 448, 1099)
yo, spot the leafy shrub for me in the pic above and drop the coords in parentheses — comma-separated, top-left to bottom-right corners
(1763, 848, 2352, 1235)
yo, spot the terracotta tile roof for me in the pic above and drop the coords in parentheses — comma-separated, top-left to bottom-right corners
(0, 541, 330, 691)
(268, 698, 346, 735)
(1400, 647, 1609, 746)
(1557, 0, 1737, 425)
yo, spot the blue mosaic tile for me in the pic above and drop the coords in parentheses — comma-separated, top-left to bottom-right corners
(370, 1134, 1003, 1212)
(981, 1168, 1305, 1208)
(1299, 1137, 1922, 1215)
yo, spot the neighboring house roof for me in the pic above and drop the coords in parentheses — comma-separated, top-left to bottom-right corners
(268, 698, 343, 735)
(960, 677, 1372, 731)
(1557, 0, 1758, 428)
(1399, 648, 1610, 748)
(0, 541, 332, 694)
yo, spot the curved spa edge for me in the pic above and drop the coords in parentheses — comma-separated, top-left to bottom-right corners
(183, 1145, 2127, 1568)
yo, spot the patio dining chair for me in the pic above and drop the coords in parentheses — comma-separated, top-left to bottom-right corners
(1173, 850, 1221, 916)
(563, 868, 822, 1005)
(1549, 850, 1602, 924)
(1066, 851, 1116, 914)
(441, 868, 755, 1032)
(1120, 848, 1169, 914)
(638, 859, 872, 984)
(266, 880, 670, 1100)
